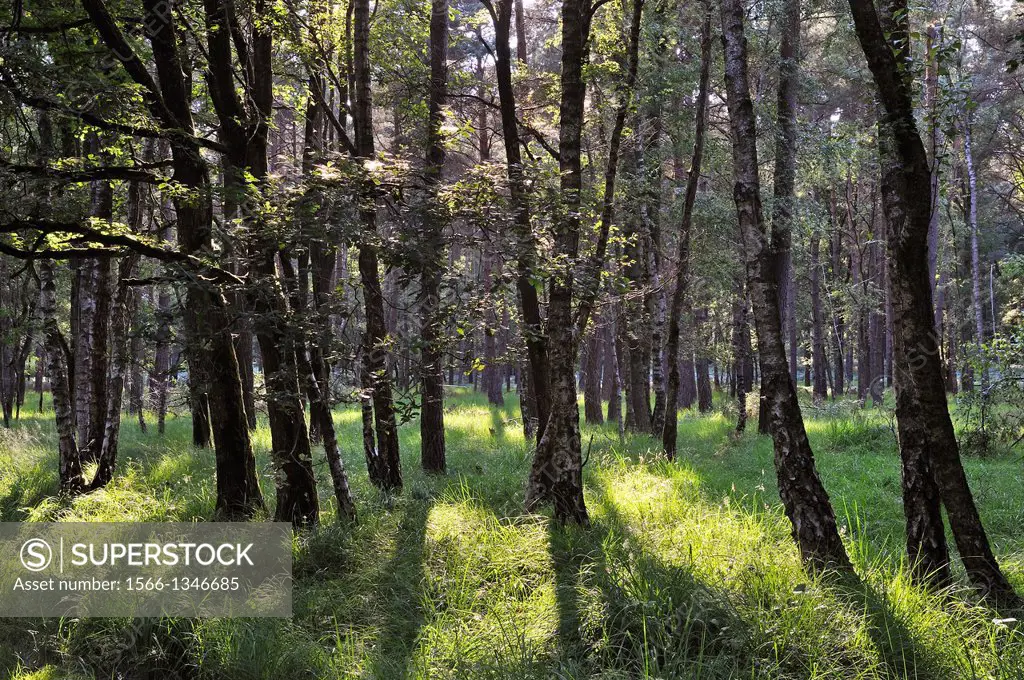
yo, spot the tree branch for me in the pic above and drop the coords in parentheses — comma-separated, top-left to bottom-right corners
(0, 219, 243, 284)
(0, 158, 171, 184)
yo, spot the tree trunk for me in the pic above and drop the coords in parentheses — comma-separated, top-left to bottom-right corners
(151, 263, 172, 434)
(827, 218, 846, 397)
(127, 287, 146, 429)
(420, 0, 449, 471)
(91, 252, 139, 489)
(353, 0, 402, 490)
(491, 0, 551, 445)
(91, 174, 146, 489)
(583, 327, 604, 424)
(85, 178, 114, 466)
(774, 0, 801, 388)
(679, 356, 697, 409)
(925, 23, 943, 330)
(41, 260, 85, 493)
(604, 310, 622, 426)
(810, 231, 829, 402)
(662, 8, 711, 457)
(721, 0, 852, 571)
(731, 284, 749, 434)
(849, 0, 1020, 605)
(524, 0, 596, 524)
(869, 230, 887, 406)
(696, 358, 713, 414)
(964, 114, 988, 389)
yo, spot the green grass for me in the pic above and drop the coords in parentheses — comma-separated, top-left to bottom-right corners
(1, 389, 1023, 679)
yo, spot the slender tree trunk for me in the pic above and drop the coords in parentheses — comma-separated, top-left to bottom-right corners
(925, 23, 943, 329)
(353, 0, 402, 490)
(659, 6, 708, 456)
(696, 358, 713, 414)
(810, 231, 828, 402)
(91, 174, 146, 488)
(420, 0, 449, 471)
(757, 0, 801, 432)
(491, 0, 551, 444)
(964, 114, 988, 389)
(869, 229, 887, 406)
(71, 258, 92, 447)
(41, 260, 85, 493)
(604, 310, 622, 425)
(91, 252, 139, 488)
(721, 0, 852, 570)
(663, 8, 711, 457)
(731, 284, 749, 434)
(152, 273, 172, 434)
(127, 289, 146, 427)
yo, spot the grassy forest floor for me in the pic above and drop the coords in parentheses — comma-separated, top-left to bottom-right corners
(1, 388, 1023, 679)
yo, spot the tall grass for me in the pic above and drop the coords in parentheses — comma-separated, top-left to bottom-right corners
(1, 389, 1022, 679)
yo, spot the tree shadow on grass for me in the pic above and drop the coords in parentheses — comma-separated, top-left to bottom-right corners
(365, 496, 432, 679)
(829, 573, 944, 680)
(550, 470, 953, 680)
(547, 476, 752, 679)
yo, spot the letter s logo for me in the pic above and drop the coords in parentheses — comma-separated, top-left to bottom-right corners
(20, 538, 52, 572)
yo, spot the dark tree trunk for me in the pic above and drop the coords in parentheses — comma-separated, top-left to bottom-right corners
(854, 233, 872, 403)
(127, 286, 146, 427)
(810, 231, 828, 402)
(849, 0, 1020, 605)
(696, 358, 713, 414)
(721, 0, 852, 571)
(420, 0, 449, 471)
(86, 180, 113, 466)
(774, 0, 801, 388)
(827, 218, 846, 397)
(91, 252, 139, 489)
(524, 0, 597, 525)
(604, 311, 622, 426)
(583, 328, 604, 424)
(731, 284, 749, 434)
(353, 0, 402, 490)
(679, 356, 697, 410)
(151, 258, 172, 435)
(490, 0, 551, 444)
(235, 322, 257, 430)
(190, 380, 213, 447)
(662, 8, 711, 457)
